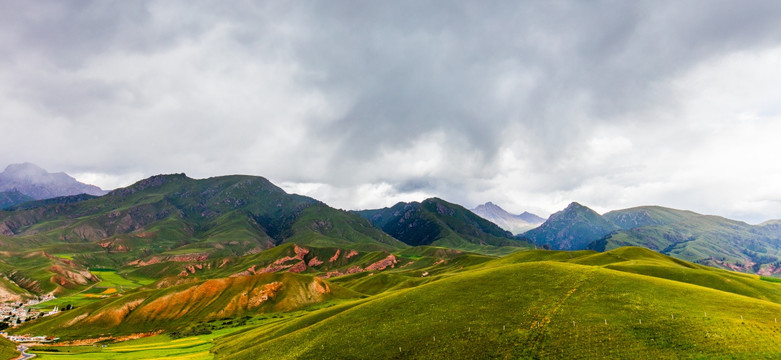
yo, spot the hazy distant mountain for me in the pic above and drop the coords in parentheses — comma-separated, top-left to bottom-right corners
(0, 163, 107, 200)
(471, 202, 544, 234)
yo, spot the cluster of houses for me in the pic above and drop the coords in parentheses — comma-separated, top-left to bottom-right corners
(0, 333, 58, 343)
(0, 295, 58, 326)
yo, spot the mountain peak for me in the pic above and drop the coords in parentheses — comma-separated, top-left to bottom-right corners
(565, 202, 586, 211)
(524, 202, 618, 250)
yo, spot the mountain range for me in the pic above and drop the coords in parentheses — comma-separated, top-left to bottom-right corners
(1, 168, 781, 358)
(470, 201, 545, 234)
(522, 202, 781, 275)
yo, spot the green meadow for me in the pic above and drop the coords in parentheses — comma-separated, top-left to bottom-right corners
(14, 246, 781, 359)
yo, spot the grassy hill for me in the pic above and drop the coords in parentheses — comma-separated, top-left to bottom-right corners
(212, 247, 781, 359)
(15, 271, 357, 340)
(11, 246, 781, 359)
(0, 336, 18, 360)
(356, 197, 530, 254)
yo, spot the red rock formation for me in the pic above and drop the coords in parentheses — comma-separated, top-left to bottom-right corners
(366, 254, 397, 271)
(308, 257, 324, 267)
(288, 261, 307, 273)
(329, 249, 341, 262)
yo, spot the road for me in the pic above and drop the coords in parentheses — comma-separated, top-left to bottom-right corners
(15, 345, 36, 360)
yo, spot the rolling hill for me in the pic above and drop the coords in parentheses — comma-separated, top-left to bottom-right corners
(210, 246, 781, 359)
(11, 244, 781, 359)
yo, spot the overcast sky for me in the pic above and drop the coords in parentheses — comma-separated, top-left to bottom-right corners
(2, 1, 781, 223)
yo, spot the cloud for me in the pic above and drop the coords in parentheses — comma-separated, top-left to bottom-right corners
(1, 1, 781, 223)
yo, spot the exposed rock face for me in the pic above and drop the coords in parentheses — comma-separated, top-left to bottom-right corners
(307, 257, 324, 267)
(0, 163, 106, 199)
(329, 249, 341, 262)
(365, 254, 397, 271)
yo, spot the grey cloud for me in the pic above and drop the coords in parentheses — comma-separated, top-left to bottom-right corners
(2, 1, 781, 223)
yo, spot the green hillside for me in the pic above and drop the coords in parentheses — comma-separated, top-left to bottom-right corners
(213, 247, 781, 359)
(0, 336, 18, 360)
(522, 204, 781, 275)
(0, 174, 405, 297)
(603, 206, 699, 229)
(15, 271, 357, 340)
(356, 197, 529, 254)
(593, 207, 781, 275)
(11, 246, 781, 359)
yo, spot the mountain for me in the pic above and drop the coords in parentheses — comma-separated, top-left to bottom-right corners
(470, 201, 545, 234)
(0, 163, 106, 200)
(356, 198, 530, 254)
(522, 202, 619, 250)
(0, 173, 405, 298)
(591, 206, 781, 275)
(522, 204, 781, 274)
(603, 205, 699, 229)
(0, 189, 34, 209)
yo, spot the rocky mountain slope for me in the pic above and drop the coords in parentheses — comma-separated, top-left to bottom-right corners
(471, 201, 544, 234)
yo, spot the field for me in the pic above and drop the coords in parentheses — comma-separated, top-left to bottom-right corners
(27, 312, 321, 359)
(31, 270, 154, 311)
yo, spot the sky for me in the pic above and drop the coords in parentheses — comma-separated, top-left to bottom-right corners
(2, 1, 781, 223)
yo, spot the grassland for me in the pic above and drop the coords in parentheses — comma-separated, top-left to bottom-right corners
(215, 259, 781, 359)
(13, 246, 781, 359)
(26, 308, 340, 359)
